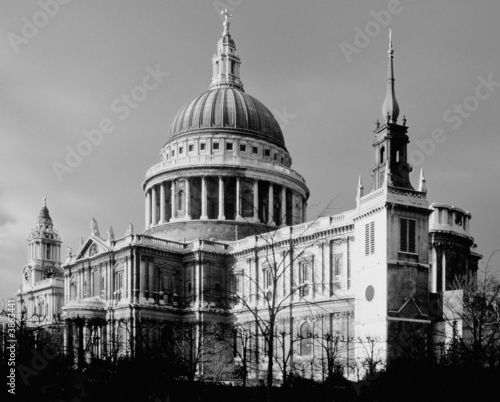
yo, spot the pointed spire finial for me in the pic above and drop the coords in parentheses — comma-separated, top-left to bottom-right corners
(357, 176, 364, 196)
(385, 158, 393, 186)
(356, 176, 364, 207)
(418, 168, 427, 193)
(382, 29, 400, 123)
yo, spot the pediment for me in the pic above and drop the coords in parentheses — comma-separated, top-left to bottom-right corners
(389, 297, 428, 319)
(76, 236, 110, 260)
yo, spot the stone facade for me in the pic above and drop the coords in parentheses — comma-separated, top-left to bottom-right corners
(17, 19, 481, 379)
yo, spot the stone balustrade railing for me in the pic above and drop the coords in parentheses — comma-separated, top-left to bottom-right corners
(146, 154, 306, 184)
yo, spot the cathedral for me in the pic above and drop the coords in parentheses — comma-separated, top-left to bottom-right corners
(17, 15, 481, 379)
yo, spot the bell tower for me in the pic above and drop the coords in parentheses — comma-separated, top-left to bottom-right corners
(17, 198, 64, 325)
(371, 30, 413, 191)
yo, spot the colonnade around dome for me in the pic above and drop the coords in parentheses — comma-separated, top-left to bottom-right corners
(144, 174, 307, 230)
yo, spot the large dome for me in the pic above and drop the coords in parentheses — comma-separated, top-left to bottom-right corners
(168, 87, 286, 150)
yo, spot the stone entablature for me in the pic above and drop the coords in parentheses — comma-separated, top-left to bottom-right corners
(146, 154, 305, 185)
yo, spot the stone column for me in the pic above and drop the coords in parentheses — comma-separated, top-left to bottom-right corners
(145, 190, 151, 229)
(441, 250, 446, 292)
(236, 176, 242, 220)
(151, 186, 157, 226)
(253, 179, 259, 222)
(268, 182, 275, 225)
(148, 261, 154, 303)
(281, 186, 287, 226)
(170, 180, 176, 221)
(140, 259, 147, 300)
(431, 247, 437, 293)
(153, 265, 160, 304)
(160, 183, 165, 223)
(218, 176, 225, 220)
(201, 176, 208, 220)
(185, 177, 192, 220)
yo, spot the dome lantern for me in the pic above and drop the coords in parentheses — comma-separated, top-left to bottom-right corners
(209, 9, 244, 91)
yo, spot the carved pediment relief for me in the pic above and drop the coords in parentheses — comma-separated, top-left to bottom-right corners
(76, 238, 110, 260)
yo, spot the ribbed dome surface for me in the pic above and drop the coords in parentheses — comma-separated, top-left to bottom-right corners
(38, 206, 51, 220)
(168, 88, 285, 149)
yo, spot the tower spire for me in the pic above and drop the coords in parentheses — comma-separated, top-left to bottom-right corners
(209, 10, 244, 91)
(382, 29, 400, 123)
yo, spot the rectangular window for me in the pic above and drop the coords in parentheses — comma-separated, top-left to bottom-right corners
(264, 149, 271, 157)
(171, 150, 175, 157)
(263, 269, 272, 289)
(253, 146, 258, 154)
(226, 142, 233, 151)
(240, 144, 246, 152)
(281, 157, 284, 164)
(273, 153, 277, 160)
(188, 144, 194, 152)
(213, 142, 220, 150)
(365, 222, 375, 255)
(299, 262, 311, 284)
(179, 146, 183, 154)
(438, 209, 443, 224)
(400, 218, 417, 253)
(200, 143, 206, 151)
(447, 210, 453, 225)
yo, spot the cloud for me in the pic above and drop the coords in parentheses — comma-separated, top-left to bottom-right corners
(0, 212, 16, 227)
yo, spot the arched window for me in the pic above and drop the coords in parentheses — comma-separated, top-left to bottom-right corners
(396, 150, 400, 163)
(300, 322, 312, 356)
(380, 147, 385, 164)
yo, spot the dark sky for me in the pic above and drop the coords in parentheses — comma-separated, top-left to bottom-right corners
(1, 0, 500, 299)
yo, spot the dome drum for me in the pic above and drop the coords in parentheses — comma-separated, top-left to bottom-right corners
(143, 173, 308, 242)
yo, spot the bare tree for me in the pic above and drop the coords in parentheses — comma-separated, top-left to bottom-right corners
(230, 197, 341, 394)
(315, 332, 347, 381)
(439, 255, 500, 368)
(357, 336, 385, 378)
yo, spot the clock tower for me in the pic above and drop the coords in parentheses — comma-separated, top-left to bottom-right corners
(17, 198, 64, 326)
